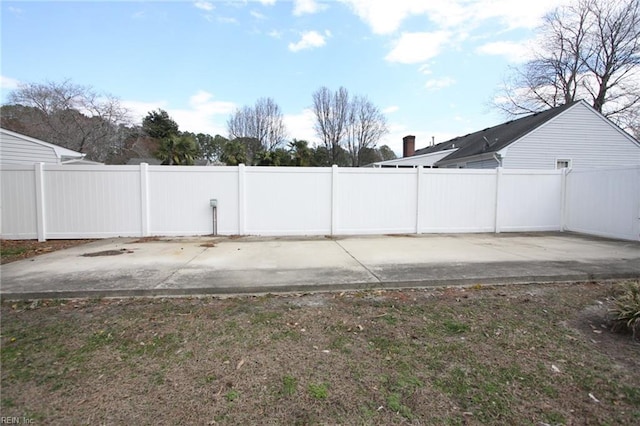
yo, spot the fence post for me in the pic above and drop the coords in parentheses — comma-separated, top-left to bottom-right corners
(559, 168, 568, 232)
(238, 164, 246, 235)
(494, 167, 503, 233)
(34, 162, 46, 242)
(140, 163, 150, 236)
(331, 165, 338, 235)
(415, 166, 423, 234)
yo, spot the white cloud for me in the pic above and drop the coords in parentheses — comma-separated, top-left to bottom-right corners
(340, 0, 429, 35)
(194, 1, 214, 12)
(0, 75, 21, 90)
(383, 105, 399, 114)
(293, 0, 326, 16)
(124, 91, 236, 136)
(475, 0, 574, 30)
(476, 40, 533, 63)
(218, 16, 238, 24)
(268, 30, 283, 39)
(341, 0, 571, 35)
(258, 0, 277, 5)
(283, 108, 317, 143)
(342, 1, 568, 69)
(122, 100, 169, 123)
(418, 64, 433, 75)
(424, 77, 456, 91)
(288, 31, 327, 52)
(385, 31, 450, 64)
(250, 10, 267, 20)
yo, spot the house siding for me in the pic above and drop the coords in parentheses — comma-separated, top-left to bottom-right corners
(0, 131, 59, 165)
(502, 103, 640, 170)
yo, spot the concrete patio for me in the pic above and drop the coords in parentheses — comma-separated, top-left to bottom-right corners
(1, 232, 639, 300)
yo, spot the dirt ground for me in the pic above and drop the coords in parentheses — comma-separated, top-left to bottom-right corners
(1, 280, 639, 425)
(0, 239, 95, 264)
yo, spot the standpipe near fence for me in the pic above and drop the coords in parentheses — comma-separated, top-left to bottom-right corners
(1, 164, 638, 242)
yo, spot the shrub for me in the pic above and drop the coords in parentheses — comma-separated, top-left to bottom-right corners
(610, 281, 640, 341)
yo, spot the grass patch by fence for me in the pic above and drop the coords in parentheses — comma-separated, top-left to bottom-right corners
(1, 281, 639, 424)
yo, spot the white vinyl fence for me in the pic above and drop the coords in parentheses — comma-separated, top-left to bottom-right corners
(563, 166, 640, 241)
(1, 164, 637, 241)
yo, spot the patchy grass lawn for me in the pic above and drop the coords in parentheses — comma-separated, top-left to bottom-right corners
(1, 281, 639, 424)
(0, 240, 95, 264)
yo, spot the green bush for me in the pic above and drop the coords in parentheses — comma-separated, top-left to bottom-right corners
(610, 281, 640, 341)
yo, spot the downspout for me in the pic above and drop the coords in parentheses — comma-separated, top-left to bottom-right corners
(493, 153, 503, 168)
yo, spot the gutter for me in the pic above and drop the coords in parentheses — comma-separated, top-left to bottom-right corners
(435, 151, 498, 167)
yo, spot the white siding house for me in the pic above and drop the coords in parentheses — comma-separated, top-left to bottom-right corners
(0, 127, 88, 165)
(375, 101, 640, 170)
(499, 102, 640, 169)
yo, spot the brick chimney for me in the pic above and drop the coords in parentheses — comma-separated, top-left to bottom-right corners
(403, 135, 415, 157)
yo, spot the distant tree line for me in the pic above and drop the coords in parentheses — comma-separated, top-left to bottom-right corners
(0, 80, 396, 166)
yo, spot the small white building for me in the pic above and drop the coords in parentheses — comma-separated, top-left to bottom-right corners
(0, 127, 100, 165)
(372, 100, 640, 169)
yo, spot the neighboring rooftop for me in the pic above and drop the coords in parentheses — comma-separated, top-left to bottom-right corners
(415, 101, 579, 161)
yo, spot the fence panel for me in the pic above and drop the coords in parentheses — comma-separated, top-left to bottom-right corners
(244, 167, 332, 235)
(419, 169, 496, 232)
(565, 166, 640, 241)
(498, 170, 563, 232)
(148, 166, 239, 236)
(0, 165, 38, 238)
(337, 168, 417, 234)
(44, 165, 141, 238)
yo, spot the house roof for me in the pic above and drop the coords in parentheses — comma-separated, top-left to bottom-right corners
(367, 148, 457, 167)
(1, 127, 86, 161)
(413, 101, 580, 164)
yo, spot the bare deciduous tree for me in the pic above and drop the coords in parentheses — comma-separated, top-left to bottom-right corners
(312, 86, 350, 164)
(227, 97, 287, 153)
(312, 87, 388, 166)
(4, 79, 130, 161)
(345, 96, 388, 166)
(495, 0, 640, 130)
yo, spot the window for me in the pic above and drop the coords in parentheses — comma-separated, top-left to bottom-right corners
(556, 159, 571, 169)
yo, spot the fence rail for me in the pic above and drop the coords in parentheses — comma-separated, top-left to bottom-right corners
(1, 164, 638, 241)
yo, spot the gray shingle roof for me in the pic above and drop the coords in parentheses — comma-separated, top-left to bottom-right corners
(414, 101, 579, 164)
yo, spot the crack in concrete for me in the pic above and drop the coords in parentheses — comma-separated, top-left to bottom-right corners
(154, 246, 211, 289)
(334, 240, 381, 283)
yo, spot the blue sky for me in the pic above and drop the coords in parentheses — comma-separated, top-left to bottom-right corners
(1, 0, 570, 155)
